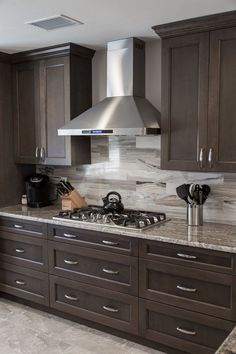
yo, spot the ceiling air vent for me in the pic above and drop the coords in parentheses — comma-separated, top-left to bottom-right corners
(26, 15, 83, 31)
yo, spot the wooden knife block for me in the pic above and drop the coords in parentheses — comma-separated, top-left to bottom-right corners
(61, 190, 88, 210)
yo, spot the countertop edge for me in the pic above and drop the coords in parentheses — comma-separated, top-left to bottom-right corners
(1, 210, 236, 253)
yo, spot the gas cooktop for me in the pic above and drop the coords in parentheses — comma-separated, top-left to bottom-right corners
(53, 206, 168, 231)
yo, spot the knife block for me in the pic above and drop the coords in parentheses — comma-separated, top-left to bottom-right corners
(61, 190, 88, 210)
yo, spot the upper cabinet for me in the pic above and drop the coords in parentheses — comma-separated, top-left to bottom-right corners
(153, 10, 236, 172)
(12, 43, 95, 166)
(13, 61, 40, 164)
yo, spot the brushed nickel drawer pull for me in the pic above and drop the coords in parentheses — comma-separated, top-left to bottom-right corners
(102, 240, 119, 246)
(102, 268, 119, 275)
(177, 285, 197, 293)
(15, 279, 25, 285)
(14, 224, 23, 229)
(177, 253, 197, 260)
(15, 248, 25, 253)
(63, 233, 77, 239)
(64, 294, 78, 301)
(64, 260, 79, 265)
(176, 327, 196, 336)
(102, 305, 119, 313)
(199, 147, 204, 169)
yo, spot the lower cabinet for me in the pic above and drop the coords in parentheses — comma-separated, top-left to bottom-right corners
(0, 262, 49, 305)
(0, 218, 235, 354)
(50, 275, 139, 335)
(139, 299, 234, 354)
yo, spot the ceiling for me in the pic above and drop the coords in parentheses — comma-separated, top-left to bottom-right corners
(1, 0, 236, 53)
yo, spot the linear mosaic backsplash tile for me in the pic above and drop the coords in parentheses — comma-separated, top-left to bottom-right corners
(38, 136, 236, 225)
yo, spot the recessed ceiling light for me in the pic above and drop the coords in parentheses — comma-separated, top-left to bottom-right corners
(26, 15, 84, 31)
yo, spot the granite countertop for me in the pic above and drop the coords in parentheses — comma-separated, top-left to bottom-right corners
(0, 205, 236, 253)
(216, 326, 236, 354)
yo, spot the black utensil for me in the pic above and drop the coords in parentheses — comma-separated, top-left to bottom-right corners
(193, 184, 200, 204)
(202, 185, 211, 197)
(176, 184, 190, 204)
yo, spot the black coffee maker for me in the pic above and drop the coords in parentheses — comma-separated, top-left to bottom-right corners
(25, 174, 51, 208)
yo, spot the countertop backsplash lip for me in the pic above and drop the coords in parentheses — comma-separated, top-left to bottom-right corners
(1, 204, 236, 254)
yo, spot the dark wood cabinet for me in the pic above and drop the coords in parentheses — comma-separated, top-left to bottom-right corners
(154, 11, 236, 172)
(139, 259, 236, 320)
(13, 61, 40, 164)
(161, 33, 209, 171)
(139, 299, 234, 354)
(208, 27, 236, 171)
(0, 215, 235, 353)
(48, 224, 138, 256)
(50, 275, 139, 335)
(12, 43, 95, 166)
(48, 241, 138, 295)
(0, 262, 49, 305)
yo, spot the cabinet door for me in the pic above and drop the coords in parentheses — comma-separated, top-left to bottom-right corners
(208, 27, 236, 172)
(161, 33, 209, 171)
(13, 62, 40, 164)
(40, 56, 71, 165)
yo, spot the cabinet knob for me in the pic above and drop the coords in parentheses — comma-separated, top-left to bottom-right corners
(177, 285, 197, 293)
(208, 148, 213, 168)
(15, 279, 25, 286)
(102, 268, 119, 275)
(15, 248, 25, 254)
(199, 148, 204, 168)
(35, 146, 40, 159)
(102, 305, 119, 313)
(64, 259, 79, 265)
(40, 147, 46, 162)
(64, 294, 78, 301)
(176, 327, 196, 336)
(102, 240, 119, 246)
(63, 233, 77, 239)
(177, 253, 197, 260)
(14, 224, 23, 229)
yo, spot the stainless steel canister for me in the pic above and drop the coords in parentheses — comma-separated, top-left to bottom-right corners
(187, 204, 203, 226)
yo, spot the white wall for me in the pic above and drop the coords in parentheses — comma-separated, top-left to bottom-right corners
(92, 39, 162, 109)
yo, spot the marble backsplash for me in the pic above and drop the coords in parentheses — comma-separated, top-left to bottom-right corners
(38, 136, 236, 225)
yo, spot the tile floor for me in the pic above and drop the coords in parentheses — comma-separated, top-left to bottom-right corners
(0, 298, 165, 354)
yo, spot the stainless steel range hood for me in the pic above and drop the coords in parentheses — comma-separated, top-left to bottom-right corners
(58, 38, 161, 136)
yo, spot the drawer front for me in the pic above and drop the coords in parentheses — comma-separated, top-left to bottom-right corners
(139, 240, 235, 274)
(48, 224, 138, 256)
(0, 262, 49, 305)
(0, 217, 47, 238)
(139, 259, 236, 320)
(50, 275, 138, 335)
(139, 299, 234, 354)
(0, 232, 48, 271)
(49, 241, 138, 295)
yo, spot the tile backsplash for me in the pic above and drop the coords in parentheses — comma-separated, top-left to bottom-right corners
(38, 136, 236, 225)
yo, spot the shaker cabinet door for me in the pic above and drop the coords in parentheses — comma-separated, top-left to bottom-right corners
(40, 56, 71, 166)
(161, 33, 209, 171)
(208, 27, 236, 172)
(13, 61, 40, 164)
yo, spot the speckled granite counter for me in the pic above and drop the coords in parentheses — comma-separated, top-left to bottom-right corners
(0, 204, 236, 253)
(216, 326, 236, 354)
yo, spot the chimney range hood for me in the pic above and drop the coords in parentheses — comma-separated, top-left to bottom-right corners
(58, 38, 161, 136)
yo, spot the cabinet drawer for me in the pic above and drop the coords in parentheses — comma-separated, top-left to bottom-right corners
(139, 240, 235, 274)
(48, 241, 138, 295)
(0, 262, 49, 305)
(48, 224, 138, 256)
(50, 275, 138, 335)
(139, 259, 236, 320)
(139, 299, 234, 354)
(0, 217, 47, 238)
(0, 233, 48, 271)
